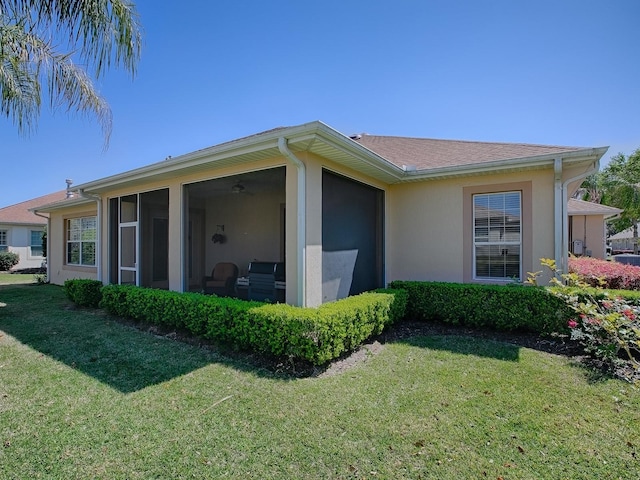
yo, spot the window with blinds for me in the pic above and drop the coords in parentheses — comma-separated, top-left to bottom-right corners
(67, 216, 97, 266)
(473, 191, 521, 280)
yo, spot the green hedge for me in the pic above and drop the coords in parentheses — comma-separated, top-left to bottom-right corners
(389, 281, 570, 334)
(64, 279, 103, 308)
(98, 285, 407, 365)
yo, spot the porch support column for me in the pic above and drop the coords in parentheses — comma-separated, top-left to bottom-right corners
(304, 161, 323, 307)
(561, 161, 599, 275)
(553, 158, 563, 279)
(167, 184, 183, 291)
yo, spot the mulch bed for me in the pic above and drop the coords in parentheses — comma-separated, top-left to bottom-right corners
(110, 312, 587, 378)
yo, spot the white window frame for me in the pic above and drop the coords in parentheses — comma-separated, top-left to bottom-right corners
(66, 216, 97, 266)
(473, 191, 522, 281)
(0, 230, 7, 252)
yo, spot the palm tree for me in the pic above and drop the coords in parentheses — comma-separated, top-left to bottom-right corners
(600, 149, 640, 253)
(0, 0, 142, 147)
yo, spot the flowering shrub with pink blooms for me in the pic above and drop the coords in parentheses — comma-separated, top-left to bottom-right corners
(568, 256, 640, 290)
(564, 296, 640, 382)
(530, 259, 640, 384)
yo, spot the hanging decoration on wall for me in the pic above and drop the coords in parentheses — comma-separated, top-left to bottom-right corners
(212, 224, 226, 244)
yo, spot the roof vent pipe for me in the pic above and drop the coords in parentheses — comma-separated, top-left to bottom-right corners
(65, 179, 74, 198)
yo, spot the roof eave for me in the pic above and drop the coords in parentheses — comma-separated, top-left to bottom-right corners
(30, 197, 95, 213)
(72, 121, 406, 193)
(68, 121, 608, 193)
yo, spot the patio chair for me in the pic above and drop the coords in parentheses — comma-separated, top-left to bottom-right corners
(202, 262, 239, 296)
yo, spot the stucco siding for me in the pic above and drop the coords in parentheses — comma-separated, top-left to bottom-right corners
(48, 205, 98, 285)
(570, 214, 606, 259)
(387, 169, 556, 284)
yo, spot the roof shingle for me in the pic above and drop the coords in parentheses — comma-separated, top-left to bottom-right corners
(0, 191, 68, 225)
(353, 134, 585, 170)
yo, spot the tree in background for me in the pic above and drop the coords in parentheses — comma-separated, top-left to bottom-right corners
(594, 148, 640, 253)
(0, 0, 142, 146)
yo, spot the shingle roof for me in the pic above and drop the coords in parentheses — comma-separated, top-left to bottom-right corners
(0, 191, 68, 225)
(609, 226, 635, 240)
(567, 199, 622, 217)
(353, 134, 585, 170)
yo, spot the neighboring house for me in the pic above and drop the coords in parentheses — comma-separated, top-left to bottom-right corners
(33, 121, 608, 306)
(567, 199, 622, 258)
(0, 190, 68, 270)
(609, 225, 638, 254)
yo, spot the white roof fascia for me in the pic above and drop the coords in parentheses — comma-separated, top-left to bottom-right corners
(29, 197, 94, 213)
(297, 122, 406, 180)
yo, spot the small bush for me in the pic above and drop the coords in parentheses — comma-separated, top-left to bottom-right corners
(569, 256, 640, 290)
(388, 280, 570, 334)
(64, 279, 103, 308)
(0, 251, 19, 271)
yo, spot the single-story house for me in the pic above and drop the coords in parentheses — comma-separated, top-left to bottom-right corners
(608, 225, 638, 254)
(567, 199, 621, 258)
(33, 121, 608, 306)
(0, 190, 67, 270)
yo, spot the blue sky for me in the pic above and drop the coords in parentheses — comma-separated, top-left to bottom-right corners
(2, 0, 638, 206)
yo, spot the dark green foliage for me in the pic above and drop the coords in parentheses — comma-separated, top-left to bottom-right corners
(99, 285, 406, 365)
(0, 251, 20, 271)
(389, 281, 571, 334)
(41, 230, 47, 258)
(63, 279, 103, 308)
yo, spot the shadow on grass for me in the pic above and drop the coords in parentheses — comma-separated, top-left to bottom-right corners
(0, 284, 282, 393)
(396, 334, 521, 361)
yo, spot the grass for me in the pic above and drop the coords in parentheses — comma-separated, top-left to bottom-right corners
(1, 284, 639, 479)
(0, 272, 39, 285)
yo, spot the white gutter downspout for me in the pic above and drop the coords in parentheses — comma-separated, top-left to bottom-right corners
(554, 158, 563, 277)
(560, 160, 600, 275)
(277, 137, 306, 307)
(79, 190, 103, 283)
(33, 210, 50, 279)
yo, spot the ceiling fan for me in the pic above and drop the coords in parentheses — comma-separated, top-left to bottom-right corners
(231, 180, 253, 195)
(231, 181, 245, 194)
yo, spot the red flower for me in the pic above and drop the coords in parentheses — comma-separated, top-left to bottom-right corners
(568, 320, 578, 328)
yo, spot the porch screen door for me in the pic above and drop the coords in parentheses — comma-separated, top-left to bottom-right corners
(119, 195, 139, 285)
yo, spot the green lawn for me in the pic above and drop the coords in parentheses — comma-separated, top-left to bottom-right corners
(1, 284, 639, 479)
(0, 273, 39, 285)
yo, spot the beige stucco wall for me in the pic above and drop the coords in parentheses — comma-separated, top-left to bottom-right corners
(569, 214, 606, 259)
(386, 169, 557, 284)
(48, 204, 98, 284)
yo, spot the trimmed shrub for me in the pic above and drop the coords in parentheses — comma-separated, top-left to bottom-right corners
(64, 279, 104, 308)
(569, 256, 640, 290)
(0, 251, 19, 271)
(242, 289, 407, 364)
(388, 280, 570, 334)
(99, 285, 407, 365)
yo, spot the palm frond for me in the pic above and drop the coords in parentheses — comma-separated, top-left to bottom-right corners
(0, 0, 141, 145)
